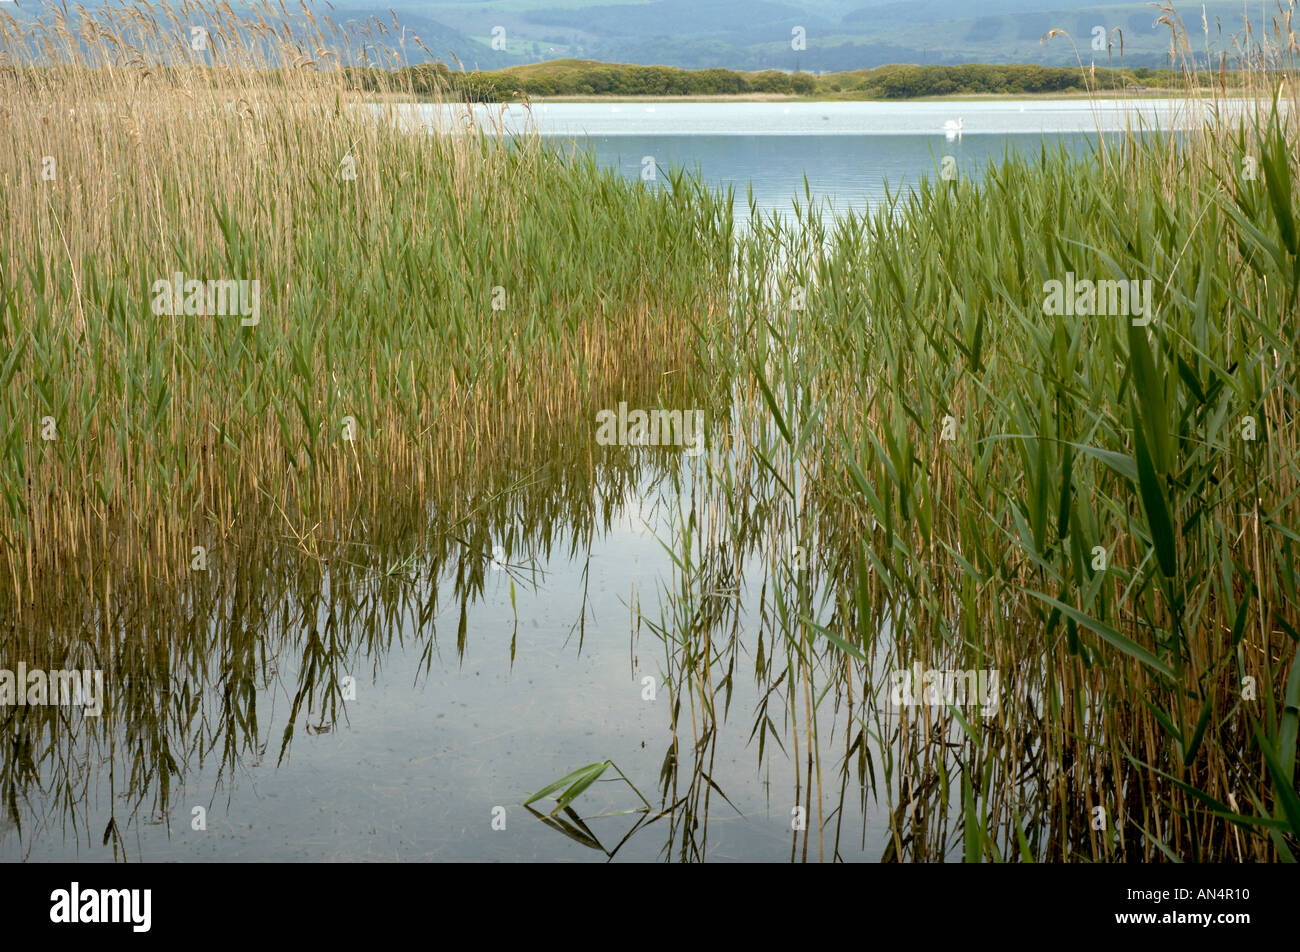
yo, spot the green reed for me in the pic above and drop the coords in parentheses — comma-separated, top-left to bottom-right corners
(705, 99, 1300, 859)
(0, 1, 734, 609)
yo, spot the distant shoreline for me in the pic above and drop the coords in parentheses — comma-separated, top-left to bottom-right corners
(383, 88, 1247, 105)
(381, 60, 1271, 105)
(519, 89, 1229, 103)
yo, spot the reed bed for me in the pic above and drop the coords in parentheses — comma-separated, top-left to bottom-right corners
(0, 0, 734, 614)
(664, 7, 1300, 860)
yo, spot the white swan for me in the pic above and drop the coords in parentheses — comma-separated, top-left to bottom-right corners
(944, 117, 964, 140)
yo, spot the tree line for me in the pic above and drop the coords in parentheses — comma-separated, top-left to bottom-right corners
(345, 61, 1231, 102)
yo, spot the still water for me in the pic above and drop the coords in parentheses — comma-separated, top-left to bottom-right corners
(1, 100, 1196, 862)
(440, 98, 1213, 219)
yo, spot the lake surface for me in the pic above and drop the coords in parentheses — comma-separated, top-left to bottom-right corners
(1, 99, 1212, 863)
(429, 98, 1228, 221)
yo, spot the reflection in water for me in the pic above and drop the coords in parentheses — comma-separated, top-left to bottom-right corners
(0, 196, 1100, 864)
(0, 363, 743, 859)
(0, 295, 995, 862)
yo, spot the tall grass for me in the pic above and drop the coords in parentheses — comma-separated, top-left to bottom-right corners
(0, 1, 733, 614)
(0, 0, 740, 856)
(680, 10, 1300, 860)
